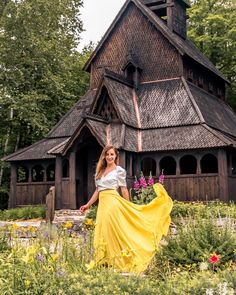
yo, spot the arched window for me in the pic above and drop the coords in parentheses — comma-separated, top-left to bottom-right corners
(159, 156, 176, 175)
(32, 165, 44, 182)
(141, 157, 156, 176)
(180, 155, 197, 175)
(17, 166, 29, 183)
(201, 154, 218, 173)
(46, 164, 55, 181)
(62, 159, 69, 178)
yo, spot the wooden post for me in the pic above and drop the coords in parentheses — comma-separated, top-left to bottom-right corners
(55, 157, 62, 209)
(218, 149, 229, 202)
(69, 151, 77, 209)
(46, 186, 55, 222)
(9, 163, 17, 208)
(119, 150, 126, 168)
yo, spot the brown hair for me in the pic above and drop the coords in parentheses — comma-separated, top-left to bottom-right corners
(95, 145, 119, 180)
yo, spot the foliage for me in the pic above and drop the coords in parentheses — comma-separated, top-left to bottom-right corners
(0, 0, 93, 188)
(0, 205, 45, 220)
(171, 200, 236, 219)
(188, 0, 236, 109)
(0, 221, 236, 294)
(150, 218, 236, 276)
(86, 205, 98, 221)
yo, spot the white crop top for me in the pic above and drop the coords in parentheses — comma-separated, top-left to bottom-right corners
(95, 166, 127, 192)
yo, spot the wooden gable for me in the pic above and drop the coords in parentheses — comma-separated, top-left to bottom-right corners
(89, 2, 181, 89)
(93, 87, 119, 122)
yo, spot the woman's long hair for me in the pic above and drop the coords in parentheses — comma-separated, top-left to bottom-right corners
(95, 145, 119, 180)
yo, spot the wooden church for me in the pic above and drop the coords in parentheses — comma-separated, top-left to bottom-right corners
(3, 0, 236, 209)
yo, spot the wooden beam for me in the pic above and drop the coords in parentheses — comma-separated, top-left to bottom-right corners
(143, 0, 165, 5)
(9, 163, 17, 208)
(69, 152, 77, 209)
(150, 3, 174, 11)
(218, 149, 229, 202)
(55, 156, 62, 209)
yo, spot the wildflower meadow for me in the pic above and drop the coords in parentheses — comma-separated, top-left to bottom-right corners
(0, 173, 236, 294)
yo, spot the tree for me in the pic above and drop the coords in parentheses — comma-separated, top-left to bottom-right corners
(188, 0, 236, 109)
(0, 0, 92, 187)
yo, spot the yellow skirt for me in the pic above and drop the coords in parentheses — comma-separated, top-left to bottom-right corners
(94, 183, 173, 273)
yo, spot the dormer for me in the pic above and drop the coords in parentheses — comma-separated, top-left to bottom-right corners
(142, 0, 190, 39)
(122, 52, 142, 89)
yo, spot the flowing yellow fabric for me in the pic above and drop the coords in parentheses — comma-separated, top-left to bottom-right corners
(94, 183, 173, 273)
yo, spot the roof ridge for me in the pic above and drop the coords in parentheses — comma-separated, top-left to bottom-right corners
(181, 77, 205, 124)
(202, 124, 234, 146)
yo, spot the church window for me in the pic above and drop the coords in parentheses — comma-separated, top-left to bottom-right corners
(201, 154, 218, 174)
(160, 156, 176, 175)
(180, 155, 197, 174)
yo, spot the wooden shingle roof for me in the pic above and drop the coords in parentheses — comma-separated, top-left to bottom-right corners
(84, 0, 228, 83)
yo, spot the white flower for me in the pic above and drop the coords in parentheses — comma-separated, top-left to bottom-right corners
(199, 262, 209, 271)
(206, 289, 214, 295)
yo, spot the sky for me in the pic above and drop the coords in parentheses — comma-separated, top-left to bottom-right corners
(79, 0, 126, 50)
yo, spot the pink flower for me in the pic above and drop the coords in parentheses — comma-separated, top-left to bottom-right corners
(134, 177, 140, 191)
(139, 174, 147, 189)
(159, 170, 165, 184)
(148, 173, 154, 186)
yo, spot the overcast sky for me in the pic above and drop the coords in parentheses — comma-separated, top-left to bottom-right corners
(79, 0, 126, 50)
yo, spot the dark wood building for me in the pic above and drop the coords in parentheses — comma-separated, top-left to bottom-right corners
(3, 0, 236, 208)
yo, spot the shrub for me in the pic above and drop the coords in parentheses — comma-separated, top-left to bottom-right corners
(0, 205, 46, 221)
(150, 218, 236, 275)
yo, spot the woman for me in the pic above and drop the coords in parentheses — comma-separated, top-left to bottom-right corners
(80, 145, 173, 273)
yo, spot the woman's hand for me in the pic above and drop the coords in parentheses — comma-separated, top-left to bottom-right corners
(79, 204, 90, 213)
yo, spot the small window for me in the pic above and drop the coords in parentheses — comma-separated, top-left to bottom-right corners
(125, 64, 136, 84)
(232, 155, 236, 175)
(201, 154, 218, 173)
(141, 157, 156, 176)
(46, 164, 55, 181)
(159, 156, 176, 175)
(17, 166, 29, 183)
(62, 159, 69, 178)
(32, 165, 44, 182)
(180, 155, 197, 175)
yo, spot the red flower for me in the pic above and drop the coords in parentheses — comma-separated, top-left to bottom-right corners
(209, 252, 220, 264)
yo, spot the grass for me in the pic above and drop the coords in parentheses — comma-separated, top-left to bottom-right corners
(0, 205, 46, 221)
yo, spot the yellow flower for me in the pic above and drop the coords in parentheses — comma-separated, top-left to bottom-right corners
(24, 280, 31, 287)
(51, 254, 59, 261)
(63, 222, 73, 229)
(121, 249, 131, 258)
(84, 218, 94, 226)
(85, 260, 95, 271)
(12, 223, 20, 230)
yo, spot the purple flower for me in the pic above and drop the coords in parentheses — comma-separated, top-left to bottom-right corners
(35, 253, 44, 262)
(56, 268, 64, 278)
(82, 231, 87, 243)
(44, 232, 50, 239)
(139, 174, 147, 189)
(159, 170, 165, 184)
(134, 176, 140, 191)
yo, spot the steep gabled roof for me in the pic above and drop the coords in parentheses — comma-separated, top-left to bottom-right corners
(90, 73, 139, 128)
(84, 0, 228, 83)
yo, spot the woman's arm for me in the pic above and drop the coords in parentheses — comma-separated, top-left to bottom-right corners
(79, 189, 99, 213)
(120, 187, 129, 201)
